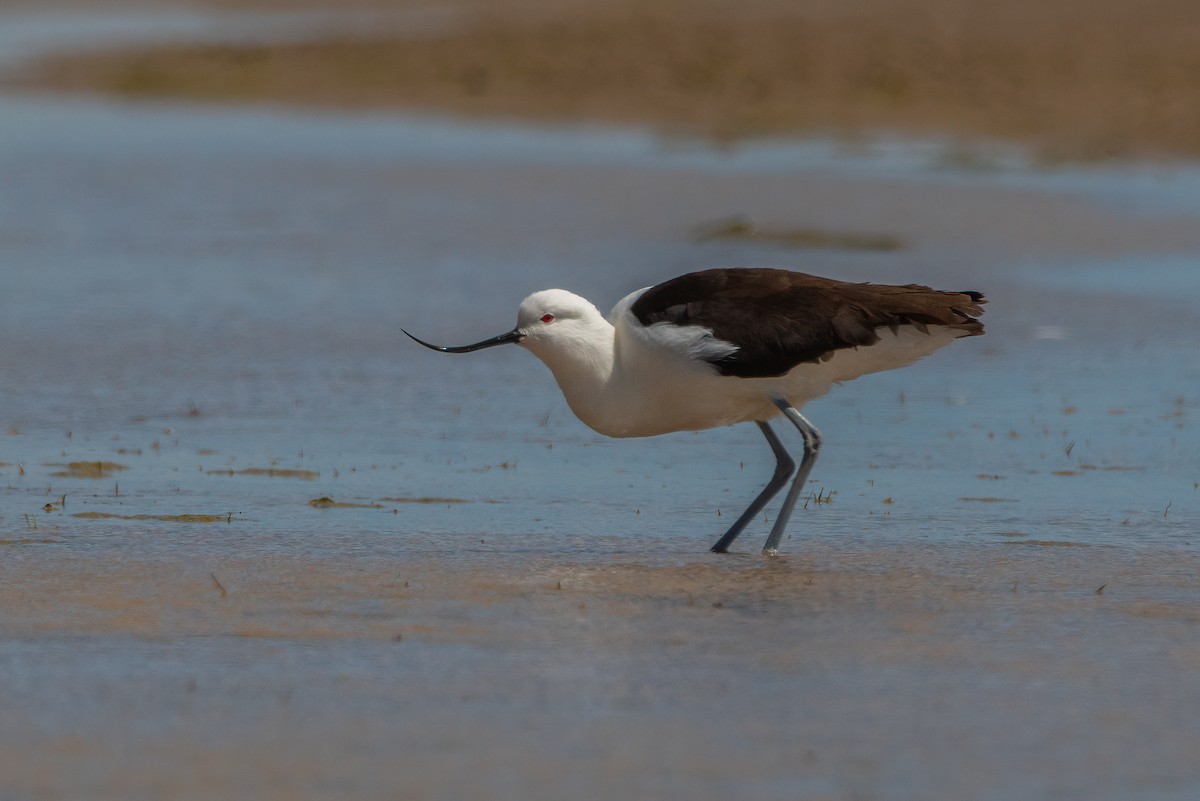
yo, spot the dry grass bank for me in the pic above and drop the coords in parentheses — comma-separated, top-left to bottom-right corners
(17, 0, 1200, 158)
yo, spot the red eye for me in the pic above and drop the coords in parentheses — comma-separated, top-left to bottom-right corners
(540, 313, 555, 324)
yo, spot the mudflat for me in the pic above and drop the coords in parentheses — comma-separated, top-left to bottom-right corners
(13, 0, 1200, 158)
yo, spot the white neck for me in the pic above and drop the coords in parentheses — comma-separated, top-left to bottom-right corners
(524, 318, 620, 434)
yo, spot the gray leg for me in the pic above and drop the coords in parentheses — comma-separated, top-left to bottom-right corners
(710, 421, 796, 553)
(761, 400, 823, 554)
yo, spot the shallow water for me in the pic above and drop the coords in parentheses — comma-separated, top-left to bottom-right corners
(2, 10, 1200, 801)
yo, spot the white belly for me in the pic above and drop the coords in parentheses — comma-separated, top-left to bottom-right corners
(585, 323, 964, 438)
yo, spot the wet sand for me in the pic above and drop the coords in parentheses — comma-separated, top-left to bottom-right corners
(2, 6, 1200, 800)
(3, 546, 1200, 799)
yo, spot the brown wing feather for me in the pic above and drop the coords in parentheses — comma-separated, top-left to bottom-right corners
(631, 268, 986, 378)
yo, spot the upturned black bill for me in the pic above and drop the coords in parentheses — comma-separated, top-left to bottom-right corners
(403, 328, 524, 353)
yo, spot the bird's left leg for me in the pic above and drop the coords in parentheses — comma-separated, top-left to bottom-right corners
(761, 399, 823, 554)
(709, 421, 795, 554)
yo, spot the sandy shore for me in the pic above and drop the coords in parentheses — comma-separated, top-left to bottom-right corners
(3, 541, 1198, 800)
(9, 0, 1200, 159)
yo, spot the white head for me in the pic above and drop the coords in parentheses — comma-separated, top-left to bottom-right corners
(403, 289, 612, 368)
(512, 289, 609, 359)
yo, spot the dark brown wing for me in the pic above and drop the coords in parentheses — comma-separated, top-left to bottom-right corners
(630, 268, 986, 378)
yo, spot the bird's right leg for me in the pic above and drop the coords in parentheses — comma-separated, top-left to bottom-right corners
(709, 421, 796, 553)
(761, 402, 823, 554)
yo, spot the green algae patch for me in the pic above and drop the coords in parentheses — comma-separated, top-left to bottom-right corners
(694, 216, 905, 252)
(208, 467, 319, 480)
(72, 512, 228, 523)
(380, 496, 470, 505)
(51, 461, 130, 479)
(308, 497, 384, 509)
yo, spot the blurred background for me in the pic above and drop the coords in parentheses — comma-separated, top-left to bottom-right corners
(1, 1, 1199, 799)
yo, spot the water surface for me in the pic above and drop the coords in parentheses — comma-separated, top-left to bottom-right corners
(1, 11, 1199, 801)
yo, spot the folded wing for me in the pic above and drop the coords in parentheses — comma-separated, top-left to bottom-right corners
(630, 268, 986, 378)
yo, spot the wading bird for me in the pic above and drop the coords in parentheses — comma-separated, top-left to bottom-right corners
(406, 268, 985, 554)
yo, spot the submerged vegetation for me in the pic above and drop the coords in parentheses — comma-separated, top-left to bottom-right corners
(207, 467, 319, 480)
(50, 461, 129, 479)
(72, 512, 230, 522)
(693, 215, 904, 251)
(308, 497, 384, 508)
